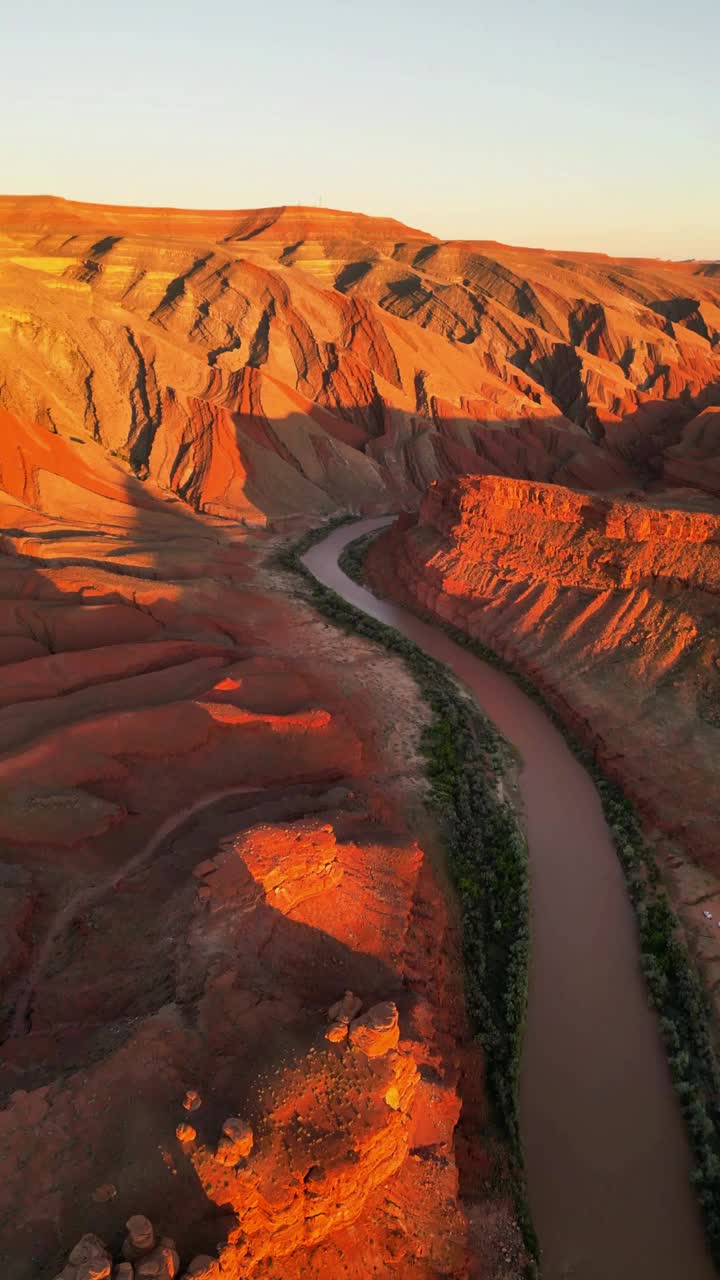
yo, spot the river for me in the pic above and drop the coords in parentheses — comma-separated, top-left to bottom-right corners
(302, 516, 715, 1280)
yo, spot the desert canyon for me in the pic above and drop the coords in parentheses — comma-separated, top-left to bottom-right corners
(0, 195, 718, 1280)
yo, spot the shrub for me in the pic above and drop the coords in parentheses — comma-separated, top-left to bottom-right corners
(279, 520, 536, 1266)
(339, 524, 720, 1265)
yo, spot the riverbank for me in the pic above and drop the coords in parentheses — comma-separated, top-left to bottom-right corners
(278, 521, 537, 1272)
(297, 517, 717, 1280)
(353, 517, 720, 1270)
(0, 503, 518, 1280)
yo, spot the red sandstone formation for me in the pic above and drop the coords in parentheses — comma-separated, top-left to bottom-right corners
(0, 402, 526, 1276)
(348, 1001, 401, 1057)
(1, 196, 718, 525)
(365, 475, 720, 973)
(1, 194, 717, 1276)
(664, 407, 720, 496)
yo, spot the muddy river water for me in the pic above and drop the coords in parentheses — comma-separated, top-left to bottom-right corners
(303, 516, 715, 1280)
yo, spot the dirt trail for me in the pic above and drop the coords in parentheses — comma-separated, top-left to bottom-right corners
(7, 784, 262, 1038)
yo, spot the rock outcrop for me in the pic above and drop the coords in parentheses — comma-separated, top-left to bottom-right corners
(365, 476, 720, 990)
(1, 197, 718, 524)
(0, 429, 526, 1276)
(367, 476, 720, 861)
(4, 194, 715, 1276)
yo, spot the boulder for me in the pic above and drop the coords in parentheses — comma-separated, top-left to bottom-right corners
(122, 1217, 155, 1261)
(136, 1245, 179, 1280)
(327, 990, 363, 1024)
(349, 1002, 400, 1058)
(181, 1257, 218, 1280)
(215, 1116, 253, 1166)
(63, 1236, 112, 1280)
(324, 1019, 349, 1043)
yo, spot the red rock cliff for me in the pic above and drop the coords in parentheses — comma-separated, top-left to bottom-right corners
(366, 476, 720, 871)
(1, 197, 719, 523)
(0, 423, 527, 1278)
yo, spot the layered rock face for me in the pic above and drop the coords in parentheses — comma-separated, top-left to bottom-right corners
(1, 194, 718, 1275)
(365, 474, 720, 877)
(0, 426, 528, 1278)
(1, 197, 719, 524)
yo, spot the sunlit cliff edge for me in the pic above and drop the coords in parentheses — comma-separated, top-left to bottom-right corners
(0, 195, 719, 1278)
(1, 195, 719, 524)
(366, 474, 720, 1016)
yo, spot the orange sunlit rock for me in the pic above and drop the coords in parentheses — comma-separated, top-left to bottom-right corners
(366, 475, 720, 870)
(13, 195, 718, 1278)
(1, 196, 718, 527)
(349, 1002, 401, 1058)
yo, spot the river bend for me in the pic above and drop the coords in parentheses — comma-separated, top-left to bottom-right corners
(303, 516, 714, 1280)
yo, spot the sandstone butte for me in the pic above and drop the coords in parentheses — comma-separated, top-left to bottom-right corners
(0, 194, 718, 1278)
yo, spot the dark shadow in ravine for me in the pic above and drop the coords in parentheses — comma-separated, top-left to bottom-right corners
(0, 455, 416, 1278)
(0, 404, 718, 1279)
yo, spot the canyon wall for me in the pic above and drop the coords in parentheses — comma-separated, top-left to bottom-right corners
(365, 476, 720, 976)
(1, 196, 719, 1276)
(0, 423, 526, 1278)
(1, 197, 719, 525)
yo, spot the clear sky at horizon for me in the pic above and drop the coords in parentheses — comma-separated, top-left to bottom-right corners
(2, 0, 719, 258)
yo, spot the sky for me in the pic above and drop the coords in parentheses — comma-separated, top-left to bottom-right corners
(2, 0, 719, 259)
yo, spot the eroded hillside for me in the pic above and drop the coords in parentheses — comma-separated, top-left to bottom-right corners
(1, 196, 719, 1278)
(1, 197, 719, 524)
(365, 476, 720, 998)
(0, 421, 531, 1278)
